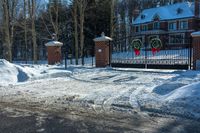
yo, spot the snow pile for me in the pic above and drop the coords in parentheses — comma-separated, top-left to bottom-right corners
(0, 59, 29, 85)
(134, 70, 200, 119)
(161, 82, 200, 118)
(165, 82, 200, 100)
(0, 59, 72, 86)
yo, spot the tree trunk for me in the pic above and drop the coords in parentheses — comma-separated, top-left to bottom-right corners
(110, 0, 114, 38)
(49, 1, 59, 40)
(77, 0, 87, 65)
(80, 3, 85, 65)
(24, 0, 28, 63)
(31, 0, 37, 64)
(73, 0, 79, 65)
(2, 0, 12, 62)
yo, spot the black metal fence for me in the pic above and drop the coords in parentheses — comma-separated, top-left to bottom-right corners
(111, 36, 192, 70)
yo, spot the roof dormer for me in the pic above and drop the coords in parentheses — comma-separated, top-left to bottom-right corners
(141, 14, 146, 19)
(153, 13, 160, 21)
(176, 8, 183, 14)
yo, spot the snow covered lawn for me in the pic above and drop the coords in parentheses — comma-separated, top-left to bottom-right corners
(0, 59, 200, 119)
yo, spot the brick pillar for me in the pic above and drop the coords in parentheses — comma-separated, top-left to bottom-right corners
(93, 33, 112, 67)
(45, 41, 63, 65)
(192, 32, 200, 70)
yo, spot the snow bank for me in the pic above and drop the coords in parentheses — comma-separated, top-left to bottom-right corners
(158, 82, 200, 119)
(0, 59, 29, 85)
(165, 82, 200, 100)
(0, 59, 72, 86)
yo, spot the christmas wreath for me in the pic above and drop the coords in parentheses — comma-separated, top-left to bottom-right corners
(131, 39, 143, 56)
(150, 38, 162, 55)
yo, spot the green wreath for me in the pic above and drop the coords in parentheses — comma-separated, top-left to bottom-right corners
(131, 39, 143, 50)
(150, 38, 162, 49)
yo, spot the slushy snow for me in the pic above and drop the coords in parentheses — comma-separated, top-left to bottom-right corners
(0, 59, 200, 119)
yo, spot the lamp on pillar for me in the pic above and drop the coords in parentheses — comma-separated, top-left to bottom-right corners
(52, 33, 57, 41)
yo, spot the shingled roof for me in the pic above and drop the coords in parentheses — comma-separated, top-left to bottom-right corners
(134, 2, 198, 25)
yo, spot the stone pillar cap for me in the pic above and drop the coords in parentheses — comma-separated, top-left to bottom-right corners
(191, 31, 200, 37)
(45, 41, 63, 47)
(93, 32, 112, 42)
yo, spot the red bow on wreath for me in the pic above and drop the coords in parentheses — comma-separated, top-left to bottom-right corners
(131, 39, 142, 56)
(134, 48, 140, 56)
(152, 48, 160, 56)
(150, 38, 162, 56)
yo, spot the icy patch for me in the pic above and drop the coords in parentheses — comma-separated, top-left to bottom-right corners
(16, 67, 29, 82)
(113, 76, 137, 83)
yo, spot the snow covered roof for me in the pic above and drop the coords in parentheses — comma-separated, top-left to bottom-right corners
(45, 41, 63, 47)
(191, 31, 200, 37)
(93, 32, 112, 42)
(134, 2, 197, 25)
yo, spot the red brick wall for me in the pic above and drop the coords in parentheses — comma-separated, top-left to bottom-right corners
(47, 46, 62, 65)
(160, 22, 167, 30)
(188, 19, 195, 30)
(95, 41, 110, 67)
(192, 37, 200, 70)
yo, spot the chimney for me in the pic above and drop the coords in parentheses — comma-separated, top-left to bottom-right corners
(156, 2, 160, 7)
(195, 0, 199, 17)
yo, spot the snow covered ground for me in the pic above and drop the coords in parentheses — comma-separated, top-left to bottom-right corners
(0, 59, 200, 120)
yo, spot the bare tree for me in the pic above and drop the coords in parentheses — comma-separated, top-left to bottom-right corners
(31, 0, 37, 63)
(28, 0, 37, 63)
(1, 0, 18, 62)
(110, 0, 114, 38)
(48, 1, 59, 40)
(24, 0, 28, 62)
(2, 0, 11, 61)
(72, 0, 79, 65)
(77, 0, 88, 65)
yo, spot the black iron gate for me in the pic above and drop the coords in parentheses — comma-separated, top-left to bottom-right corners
(111, 36, 192, 70)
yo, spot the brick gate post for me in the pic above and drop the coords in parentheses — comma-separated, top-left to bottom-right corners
(45, 41, 63, 65)
(93, 32, 112, 67)
(191, 32, 200, 70)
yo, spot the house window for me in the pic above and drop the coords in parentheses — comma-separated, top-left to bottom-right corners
(168, 22, 177, 30)
(179, 20, 188, 30)
(135, 26, 140, 32)
(153, 21, 160, 29)
(141, 25, 148, 31)
(153, 14, 160, 21)
(169, 34, 184, 44)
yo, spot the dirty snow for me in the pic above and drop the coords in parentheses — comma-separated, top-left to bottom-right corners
(0, 59, 200, 120)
